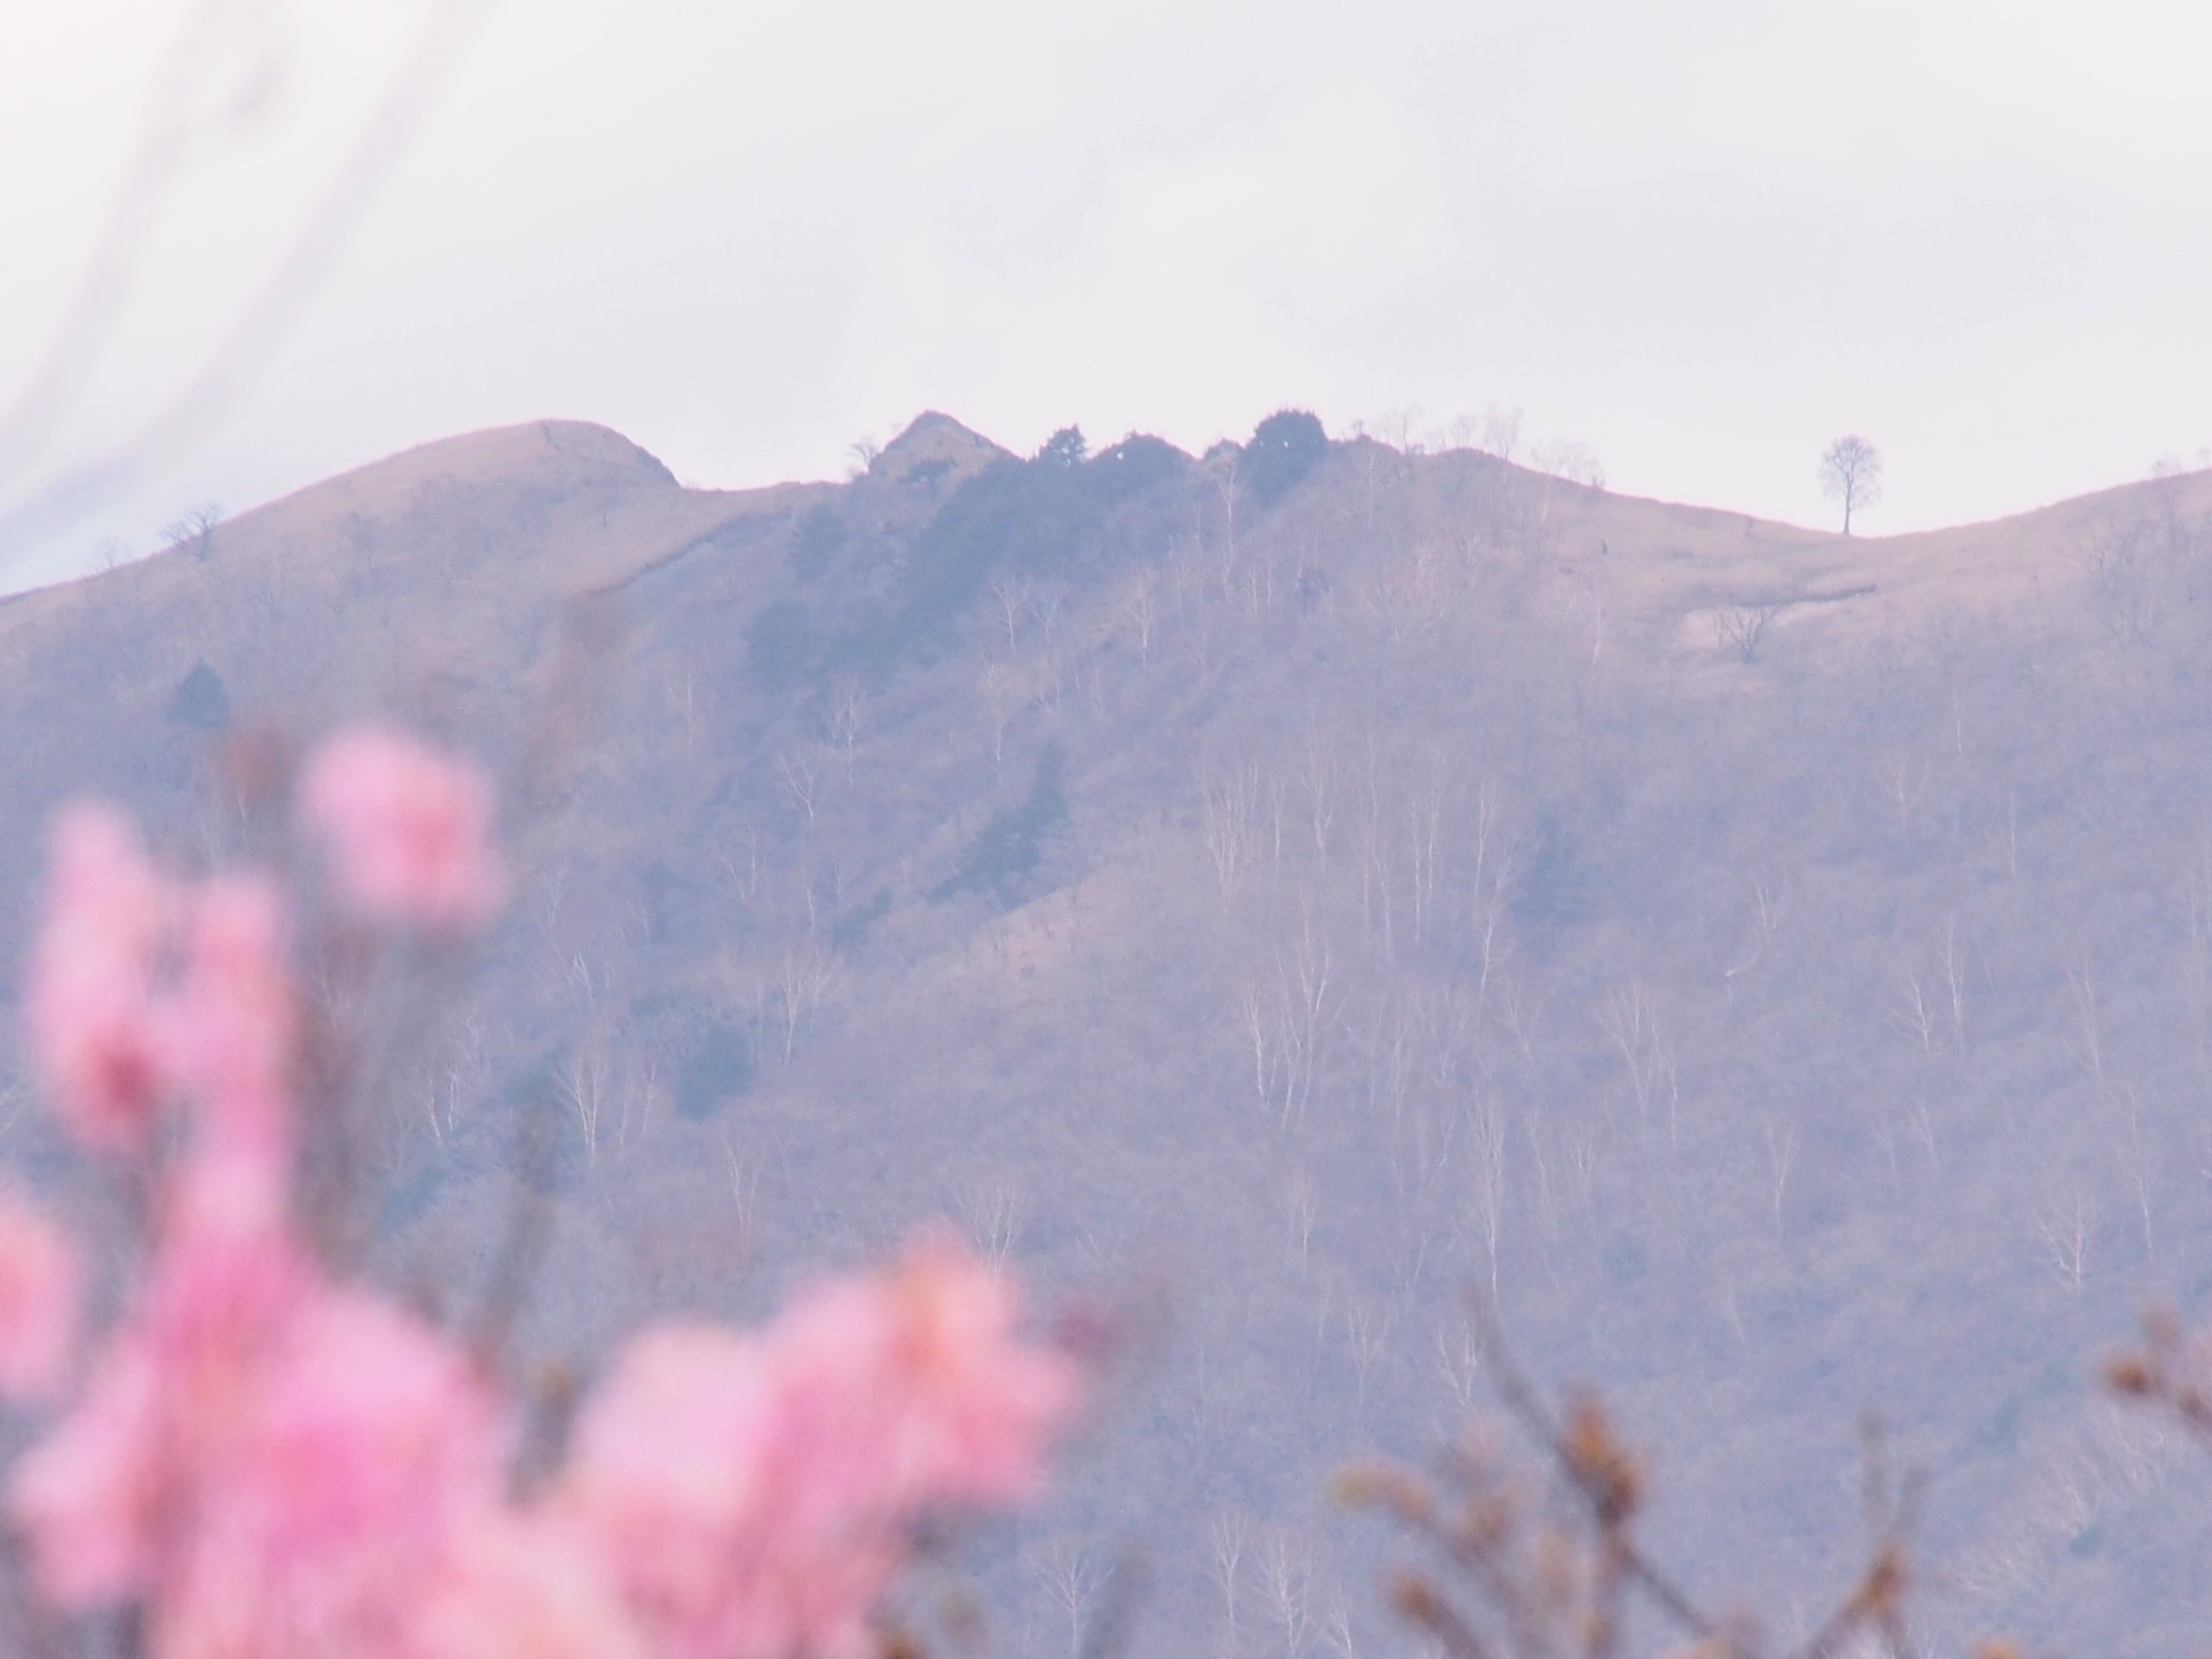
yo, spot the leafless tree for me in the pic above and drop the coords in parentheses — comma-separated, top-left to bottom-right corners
(768, 941, 839, 1063)
(1347, 1300, 1394, 1432)
(1467, 1099, 1508, 1300)
(1819, 433, 1883, 534)
(1347, 1329, 1933, 1659)
(558, 1039, 611, 1168)
(824, 678, 865, 782)
(1245, 909, 1337, 1132)
(987, 568, 1034, 653)
(1436, 411, 1483, 453)
(1597, 982, 1675, 1141)
(2110, 1079, 2156, 1262)
(1475, 402, 1524, 462)
(1937, 916, 1968, 1053)
(1209, 1511, 1249, 1655)
(1116, 565, 1160, 664)
(1242, 987, 1280, 1108)
(1287, 1168, 1318, 1267)
(415, 1013, 488, 1151)
(978, 657, 1021, 781)
(775, 747, 821, 825)
(955, 1174, 1026, 1268)
(1528, 437, 1605, 491)
(1203, 763, 1260, 901)
(1034, 1539, 1098, 1659)
(717, 824, 762, 911)
(1404, 750, 1451, 946)
(1888, 967, 1939, 1058)
(614, 1050, 665, 1160)
(160, 502, 222, 563)
(1713, 603, 1778, 664)
(1434, 1317, 1483, 1414)
(1379, 405, 1423, 454)
(1762, 1112, 1796, 1232)
(1320, 1588, 1357, 1659)
(2040, 1191, 2092, 1295)
(670, 668, 708, 751)
(1467, 792, 1515, 1000)
(1263, 1530, 1314, 1659)
(718, 1131, 761, 1258)
(1206, 448, 1246, 569)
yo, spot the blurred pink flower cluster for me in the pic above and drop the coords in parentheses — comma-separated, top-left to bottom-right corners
(0, 723, 1082, 1659)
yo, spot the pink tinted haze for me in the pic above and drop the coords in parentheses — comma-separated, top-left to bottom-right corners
(298, 726, 508, 934)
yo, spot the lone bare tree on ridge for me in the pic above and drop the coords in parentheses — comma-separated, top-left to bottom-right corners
(1819, 433, 1884, 534)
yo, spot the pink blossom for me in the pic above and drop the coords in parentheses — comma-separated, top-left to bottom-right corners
(140, 1153, 315, 1442)
(565, 1313, 905, 1659)
(0, 1191, 81, 1402)
(753, 1231, 1080, 1524)
(566, 1236, 1080, 1659)
(28, 805, 174, 1152)
(211, 1288, 497, 1559)
(10, 1152, 311, 1612)
(562, 1325, 783, 1658)
(298, 725, 507, 934)
(159, 876, 296, 1160)
(408, 1507, 643, 1659)
(14, 766, 1082, 1659)
(9, 1336, 165, 1605)
(19, 1230, 505, 1659)
(874, 1229, 1083, 1506)
(154, 1288, 503, 1659)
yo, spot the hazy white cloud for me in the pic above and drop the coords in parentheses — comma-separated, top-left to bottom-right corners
(4, 0, 2211, 585)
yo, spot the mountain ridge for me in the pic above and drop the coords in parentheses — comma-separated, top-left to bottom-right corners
(90, 409, 2210, 678)
(0, 409, 2208, 1652)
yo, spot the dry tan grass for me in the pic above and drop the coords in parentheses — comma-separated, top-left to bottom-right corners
(1525, 463, 2212, 672)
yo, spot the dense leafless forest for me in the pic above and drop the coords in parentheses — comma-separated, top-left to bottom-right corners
(4, 411, 2212, 1654)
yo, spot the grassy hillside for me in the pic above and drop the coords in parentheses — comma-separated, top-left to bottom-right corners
(7, 413, 2212, 1654)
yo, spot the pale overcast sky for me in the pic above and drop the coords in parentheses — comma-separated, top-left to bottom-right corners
(4, 0, 2211, 588)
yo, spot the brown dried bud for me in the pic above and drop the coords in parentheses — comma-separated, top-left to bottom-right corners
(1389, 1572, 1451, 1632)
(1334, 1461, 1435, 1523)
(1850, 1543, 1907, 1618)
(1463, 1493, 1514, 1550)
(2105, 1354, 2156, 1396)
(1563, 1395, 1643, 1522)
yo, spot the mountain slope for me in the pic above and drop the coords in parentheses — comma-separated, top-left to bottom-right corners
(4, 415, 2212, 1654)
